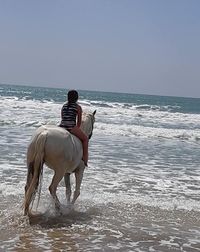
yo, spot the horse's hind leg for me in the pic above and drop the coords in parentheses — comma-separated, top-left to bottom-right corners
(72, 163, 85, 204)
(64, 173, 71, 203)
(49, 169, 65, 211)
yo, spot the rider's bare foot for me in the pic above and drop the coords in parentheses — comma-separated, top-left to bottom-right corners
(82, 158, 88, 167)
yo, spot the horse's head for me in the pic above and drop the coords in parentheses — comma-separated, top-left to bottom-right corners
(81, 110, 96, 139)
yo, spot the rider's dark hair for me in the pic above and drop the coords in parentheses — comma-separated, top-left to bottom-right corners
(67, 90, 79, 103)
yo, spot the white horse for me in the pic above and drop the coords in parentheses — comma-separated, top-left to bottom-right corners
(23, 110, 96, 215)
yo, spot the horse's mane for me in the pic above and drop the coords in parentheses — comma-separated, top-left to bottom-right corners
(81, 111, 95, 138)
(82, 111, 90, 119)
(82, 111, 94, 123)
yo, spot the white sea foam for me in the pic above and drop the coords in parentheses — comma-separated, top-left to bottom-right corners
(1, 95, 200, 145)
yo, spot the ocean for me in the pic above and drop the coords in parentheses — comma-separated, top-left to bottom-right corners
(0, 83, 200, 252)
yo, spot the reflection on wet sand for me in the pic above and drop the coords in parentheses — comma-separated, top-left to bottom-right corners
(13, 208, 94, 252)
(1, 200, 200, 252)
(28, 208, 93, 228)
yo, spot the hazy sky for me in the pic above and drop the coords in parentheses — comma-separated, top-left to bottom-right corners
(0, 0, 200, 97)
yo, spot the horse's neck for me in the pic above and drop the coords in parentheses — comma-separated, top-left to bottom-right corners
(81, 116, 91, 137)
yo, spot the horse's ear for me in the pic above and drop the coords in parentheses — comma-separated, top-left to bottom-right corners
(93, 110, 96, 116)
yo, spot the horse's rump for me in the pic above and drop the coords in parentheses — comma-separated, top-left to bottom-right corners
(31, 125, 83, 172)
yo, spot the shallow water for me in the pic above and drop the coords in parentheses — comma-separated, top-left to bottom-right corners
(1, 134, 200, 251)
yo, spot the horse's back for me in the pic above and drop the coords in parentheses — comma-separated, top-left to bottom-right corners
(28, 125, 83, 172)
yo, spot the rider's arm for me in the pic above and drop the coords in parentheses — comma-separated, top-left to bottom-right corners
(77, 104, 82, 128)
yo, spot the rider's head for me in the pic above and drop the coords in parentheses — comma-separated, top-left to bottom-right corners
(67, 90, 79, 103)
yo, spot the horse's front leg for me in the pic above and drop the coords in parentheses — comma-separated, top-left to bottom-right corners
(64, 173, 71, 203)
(72, 162, 85, 204)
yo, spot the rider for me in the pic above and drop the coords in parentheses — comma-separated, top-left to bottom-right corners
(60, 90, 88, 166)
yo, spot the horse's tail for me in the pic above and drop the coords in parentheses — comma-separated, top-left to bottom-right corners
(23, 130, 48, 215)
